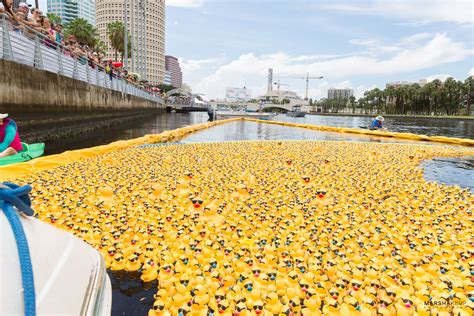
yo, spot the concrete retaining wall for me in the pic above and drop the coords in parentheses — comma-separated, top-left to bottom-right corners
(0, 59, 162, 113)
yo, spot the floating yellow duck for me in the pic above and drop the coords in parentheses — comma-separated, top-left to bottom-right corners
(12, 139, 473, 315)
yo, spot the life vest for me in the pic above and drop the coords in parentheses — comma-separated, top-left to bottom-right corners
(0, 118, 22, 152)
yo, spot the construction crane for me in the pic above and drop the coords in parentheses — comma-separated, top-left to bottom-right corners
(275, 73, 324, 100)
(273, 80, 289, 91)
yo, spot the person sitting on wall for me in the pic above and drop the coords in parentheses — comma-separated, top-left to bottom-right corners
(369, 115, 385, 130)
(0, 114, 23, 158)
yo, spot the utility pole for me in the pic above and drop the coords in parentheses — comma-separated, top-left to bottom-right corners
(124, 0, 128, 70)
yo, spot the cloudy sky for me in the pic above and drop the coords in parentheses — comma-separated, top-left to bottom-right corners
(166, 0, 473, 99)
(38, 0, 473, 99)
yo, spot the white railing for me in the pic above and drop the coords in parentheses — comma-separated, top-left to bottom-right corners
(0, 14, 162, 104)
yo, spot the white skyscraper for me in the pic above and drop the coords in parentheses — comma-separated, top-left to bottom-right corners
(47, 0, 96, 25)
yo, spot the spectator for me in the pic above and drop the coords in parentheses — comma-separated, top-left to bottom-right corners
(1, 0, 16, 20)
(16, 1, 28, 21)
(54, 23, 63, 44)
(28, 7, 41, 28)
(0, 113, 22, 158)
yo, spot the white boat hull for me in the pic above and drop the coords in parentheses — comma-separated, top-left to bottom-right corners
(286, 111, 306, 117)
(1, 211, 112, 315)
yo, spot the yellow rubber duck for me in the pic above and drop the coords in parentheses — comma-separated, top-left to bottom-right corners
(14, 137, 473, 316)
(141, 259, 158, 282)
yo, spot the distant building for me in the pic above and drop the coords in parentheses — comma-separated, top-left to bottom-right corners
(226, 87, 252, 101)
(48, 0, 96, 25)
(96, 0, 165, 84)
(267, 68, 273, 94)
(386, 79, 427, 88)
(328, 88, 353, 100)
(258, 89, 309, 107)
(418, 79, 427, 87)
(164, 70, 172, 85)
(165, 56, 182, 89)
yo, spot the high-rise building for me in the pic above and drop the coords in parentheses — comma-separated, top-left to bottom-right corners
(47, 0, 96, 25)
(165, 55, 182, 89)
(328, 88, 354, 100)
(267, 68, 273, 94)
(96, 0, 165, 84)
(164, 70, 172, 85)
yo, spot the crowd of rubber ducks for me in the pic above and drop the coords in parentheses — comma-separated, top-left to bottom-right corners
(14, 140, 474, 315)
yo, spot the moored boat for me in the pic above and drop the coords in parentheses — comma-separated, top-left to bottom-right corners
(286, 105, 306, 117)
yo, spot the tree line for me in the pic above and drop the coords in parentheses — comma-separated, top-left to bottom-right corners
(318, 76, 473, 116)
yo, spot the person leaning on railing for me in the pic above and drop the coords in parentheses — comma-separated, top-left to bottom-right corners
(1, 0, 15, 20)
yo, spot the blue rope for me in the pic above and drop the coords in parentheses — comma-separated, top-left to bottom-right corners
(0, 183, 36, 316)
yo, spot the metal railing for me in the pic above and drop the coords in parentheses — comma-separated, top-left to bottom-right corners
(0, 14, 162, 104)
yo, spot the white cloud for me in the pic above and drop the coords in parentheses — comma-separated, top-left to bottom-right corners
(349, 32, 436, 55)
(349, 38, 400, 54)
(469, 68, 474, 76)
(167, 0, 204, 8)
(189, 33, 472, 99)
(179, 57, 224, 72)
(324, 0, 473, 25)
(426, 74, 454, 82)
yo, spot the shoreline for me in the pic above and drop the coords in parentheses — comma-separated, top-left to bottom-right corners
(308, 113, 474, 120)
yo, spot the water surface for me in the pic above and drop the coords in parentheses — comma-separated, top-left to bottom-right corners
(46, 113, 473, 154)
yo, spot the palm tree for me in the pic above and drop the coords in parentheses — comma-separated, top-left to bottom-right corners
(65, 18, 98, 47)
(93, 38, 108, 56)
(462, 76, 473, 115)
(349, 95, 356, 113)
(444, 77, 459, 115)
(107, 21, 123, 62)
(430, 79, 442, 115)
(46, 13, 62, 26)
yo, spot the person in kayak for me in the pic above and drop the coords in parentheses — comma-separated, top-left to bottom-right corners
(369, 115, 385, 130)
(0, 114, 23, 158)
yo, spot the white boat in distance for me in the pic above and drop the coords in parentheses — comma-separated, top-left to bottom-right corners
(215, 110, 276, 120)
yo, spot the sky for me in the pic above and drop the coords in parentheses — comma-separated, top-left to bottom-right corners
(39, 0, 473, 100)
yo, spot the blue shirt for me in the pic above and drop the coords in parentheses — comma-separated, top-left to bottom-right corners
(0, 120, 17, 152)
(370, 119, 383, 129)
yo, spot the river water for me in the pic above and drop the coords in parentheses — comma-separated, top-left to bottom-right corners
(46, 113, 474, 155)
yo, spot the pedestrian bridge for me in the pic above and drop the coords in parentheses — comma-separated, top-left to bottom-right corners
(246, 103, 295, 112)
(209, 101, 299, 112)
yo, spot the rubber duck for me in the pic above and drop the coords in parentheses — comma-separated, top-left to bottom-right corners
(18, 135, 474, 316)
(394, 292, 415, 316)
(232, 302, 248, 316)
(264, 292, 282, 314)
(302, 297, 321, 316)
(148, 299, 171, 316)
(141, 259, 158, 282)
(110, 254, 126, 271)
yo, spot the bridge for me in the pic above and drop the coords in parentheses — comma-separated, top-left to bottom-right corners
(208, 101, 311, 112)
